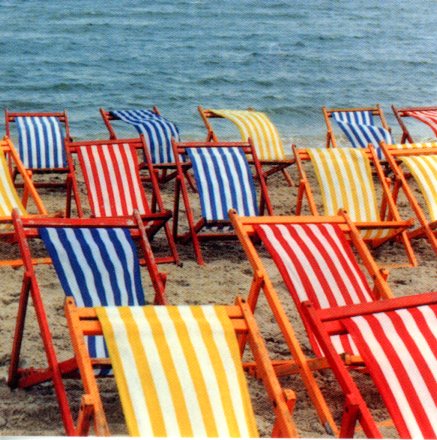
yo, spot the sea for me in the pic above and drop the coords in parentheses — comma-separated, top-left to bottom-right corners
(1, 0, 437, 151)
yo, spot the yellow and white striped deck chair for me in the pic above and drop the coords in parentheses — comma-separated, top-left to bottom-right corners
(65, 298, 297, 437)
(0, 137, 47, 264)
(380, 141, 437, 257)
(198, 106, 294, 185)
(294, 146, 416, 266)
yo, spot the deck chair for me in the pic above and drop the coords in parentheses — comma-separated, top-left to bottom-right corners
(392, 105, 437, 143)
(198, 106, 294, 185)
(380, 141, 437, 256)
(8, 210, 167, 435)
(66, 136, 180, 265)
(294, 145, 416, 266)
(230, 210, 395, 436)
(0, 137, 48, 264)
(172, 140, 273, 265)
(5, 110, 72, 201)
(65, 297, 297, 437)
(322, 105, 393, 159)
(100, 107, 180, 183)
(302, 291, 437, 439)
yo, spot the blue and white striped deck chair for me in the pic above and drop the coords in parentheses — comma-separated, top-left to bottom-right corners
(108, 109, 180, 165)
(324, 106, 393, 159)
(40, 226, 147, 375)
(172, 141, 273, 265)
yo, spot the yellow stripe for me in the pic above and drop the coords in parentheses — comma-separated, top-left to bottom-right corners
(0, 150, 26, 216)
(167, 306, 218, 436)
(143, 307, 193, 437)
(213, 307, 259, 437)
(401, 155, 437, 221)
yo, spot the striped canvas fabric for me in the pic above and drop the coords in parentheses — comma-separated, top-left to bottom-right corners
(399, 154, 437, 221)
(332, 111, 393, 159)
(308, 148, 389, 240)
(405, 109, 437, 137)
(40, 227, 145, 362)
(16, 116, 66, 169)
(344, 305, 437, 439)
(210, 109, 286, 161)
(255, 223, 373, 355)
(96, 305, 258, 437)
(110, 110, 180, 164)
(76, 143, 150, 217)
(0, 150, 27, 217)
(187, 147, 258, 222)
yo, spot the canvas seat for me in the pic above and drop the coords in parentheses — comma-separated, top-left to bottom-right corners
(380, 141, 437, 256)
(5, 110, 72, 209)
(198, 106, 294, 185)
(65, 297, 297, 437)
(230, 210, 395, 435)
(322, 105, 393, 159)
(100, 107, 181, 184)
(302, 292, 437, 439)
(66, 136, 180, 265)
(8, 210, 167, 435)
(172, 140, 273, 265)
(294, 145, 416, 266)
(392, 105, 437, 143)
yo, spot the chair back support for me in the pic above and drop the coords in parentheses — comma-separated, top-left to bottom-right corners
(209, 109, 286, 161)
(96, 304, 258, 437)
(187, 147, 258, 221)
(402, 109, 437, 137)
(110, 110, 180, 164)
(41, 226, 145, 360)
(332, 110, 393, 158)
(16, 116, 66, 169)
(76, 142, 150, 217)
(0, 149, 27, 216)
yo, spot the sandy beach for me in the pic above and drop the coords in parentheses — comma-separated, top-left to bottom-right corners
(0, 161, 435, 437)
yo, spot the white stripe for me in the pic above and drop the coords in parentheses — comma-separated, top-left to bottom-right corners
(79, 147, 102, 216)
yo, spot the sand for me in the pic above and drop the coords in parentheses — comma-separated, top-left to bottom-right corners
(0, 163, 435, 437)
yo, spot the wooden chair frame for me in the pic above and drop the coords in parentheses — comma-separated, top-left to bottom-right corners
(380, 141, 437, 256)
(7, 209, 167, 436)
(392, 104, 437, 143)
(65, 296, 297, 437)
(198, 106, 294, 186)
(293, 144, 417, 267)
(302, 291, 437, 438)
(65, 135, 180, 265)
(99, 106, 180, 184)
(172, 140, 273, 265)
(4, 109, 72, 193)
(322, 104, 392, 149)
(230, 209, 396, 436)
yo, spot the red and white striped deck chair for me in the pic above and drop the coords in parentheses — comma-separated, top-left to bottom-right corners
(380, 141, 437, 257)
(66, 136, 180, 265)
(303, 292, 437, 439)
(294, 145, 416, 267)
(65, 297, 297, 437)
(198, 106, 294, 186)
(392, 105, 437, 143)
(230, 210, 396, 436)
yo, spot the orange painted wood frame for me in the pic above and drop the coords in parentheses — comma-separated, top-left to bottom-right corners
(293, 144, 417, 267)
(65, 296, 298, 437)
(172, 139, 274, 265)
(229, 209, 397, 436)
(7, 209, 167, 436)
(301, 291, 437, 438)
(322, 104, 391, 148)
(380, 141, 437, 257)
(65, 135, 180, 265)
(198, 105, 295, 186)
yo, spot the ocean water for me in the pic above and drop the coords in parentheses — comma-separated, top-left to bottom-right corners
(1, 0, 437, 149)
